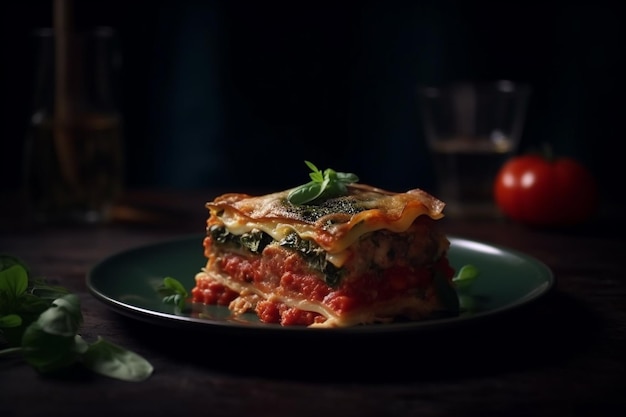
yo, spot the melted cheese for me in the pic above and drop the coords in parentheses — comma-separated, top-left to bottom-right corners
(207, 184, 445, 260)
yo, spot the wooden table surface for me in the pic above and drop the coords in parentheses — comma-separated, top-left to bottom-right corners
(1, 189, 625, 417)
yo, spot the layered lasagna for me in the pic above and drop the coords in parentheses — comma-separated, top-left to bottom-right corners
(191, 182, 457, 328)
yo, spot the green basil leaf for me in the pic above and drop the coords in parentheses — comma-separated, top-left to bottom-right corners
(74, 334, 89, 354)
(288, 161, 359, 205)
(0, 314, 22, 328)
(158, 277, 189, 311)
(452, 264, 479, 292)
(309, 171, 324, 183)
(160, 277, 188, 296)
(30, 280, 71, 301)
(17, 294, 55, 315)
(458, 294, 477, 314)
(305, 160, 324, 182)
(0, 264, 28, 299)
(37, 294, 82, 337)
(287, 182, 324, 205)
(82, 337, 154, 382)
(336, 172, 359, 183)
(21, 321, 79, 373)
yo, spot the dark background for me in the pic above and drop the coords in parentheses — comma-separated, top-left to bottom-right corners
(2, 0, 624, 205)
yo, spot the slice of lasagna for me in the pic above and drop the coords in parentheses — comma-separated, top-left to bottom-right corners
(191, 169, 457, 328)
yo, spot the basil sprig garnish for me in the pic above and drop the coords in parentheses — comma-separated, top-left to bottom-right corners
(0, 256, 154, 382)
(287, 161, 359, 205)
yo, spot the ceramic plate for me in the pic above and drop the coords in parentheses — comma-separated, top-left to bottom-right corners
(86, 235, 554, 334)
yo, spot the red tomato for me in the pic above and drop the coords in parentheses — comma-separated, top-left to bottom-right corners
(493, 154, 599, 227)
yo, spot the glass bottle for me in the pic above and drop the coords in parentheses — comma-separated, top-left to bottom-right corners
(23, 27, 124, 224)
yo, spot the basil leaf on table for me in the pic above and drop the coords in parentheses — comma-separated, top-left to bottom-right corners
(0, 255, 154, 382)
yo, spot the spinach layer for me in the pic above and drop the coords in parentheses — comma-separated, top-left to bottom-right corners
(208, 226, 343, 287)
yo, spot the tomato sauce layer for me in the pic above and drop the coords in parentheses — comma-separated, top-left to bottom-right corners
(192, 243, 454, 326)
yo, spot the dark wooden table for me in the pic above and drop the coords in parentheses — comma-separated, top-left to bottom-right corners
(1, 189, 625, 417)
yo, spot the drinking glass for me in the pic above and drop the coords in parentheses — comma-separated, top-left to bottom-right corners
(417, 80, 530, 218)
